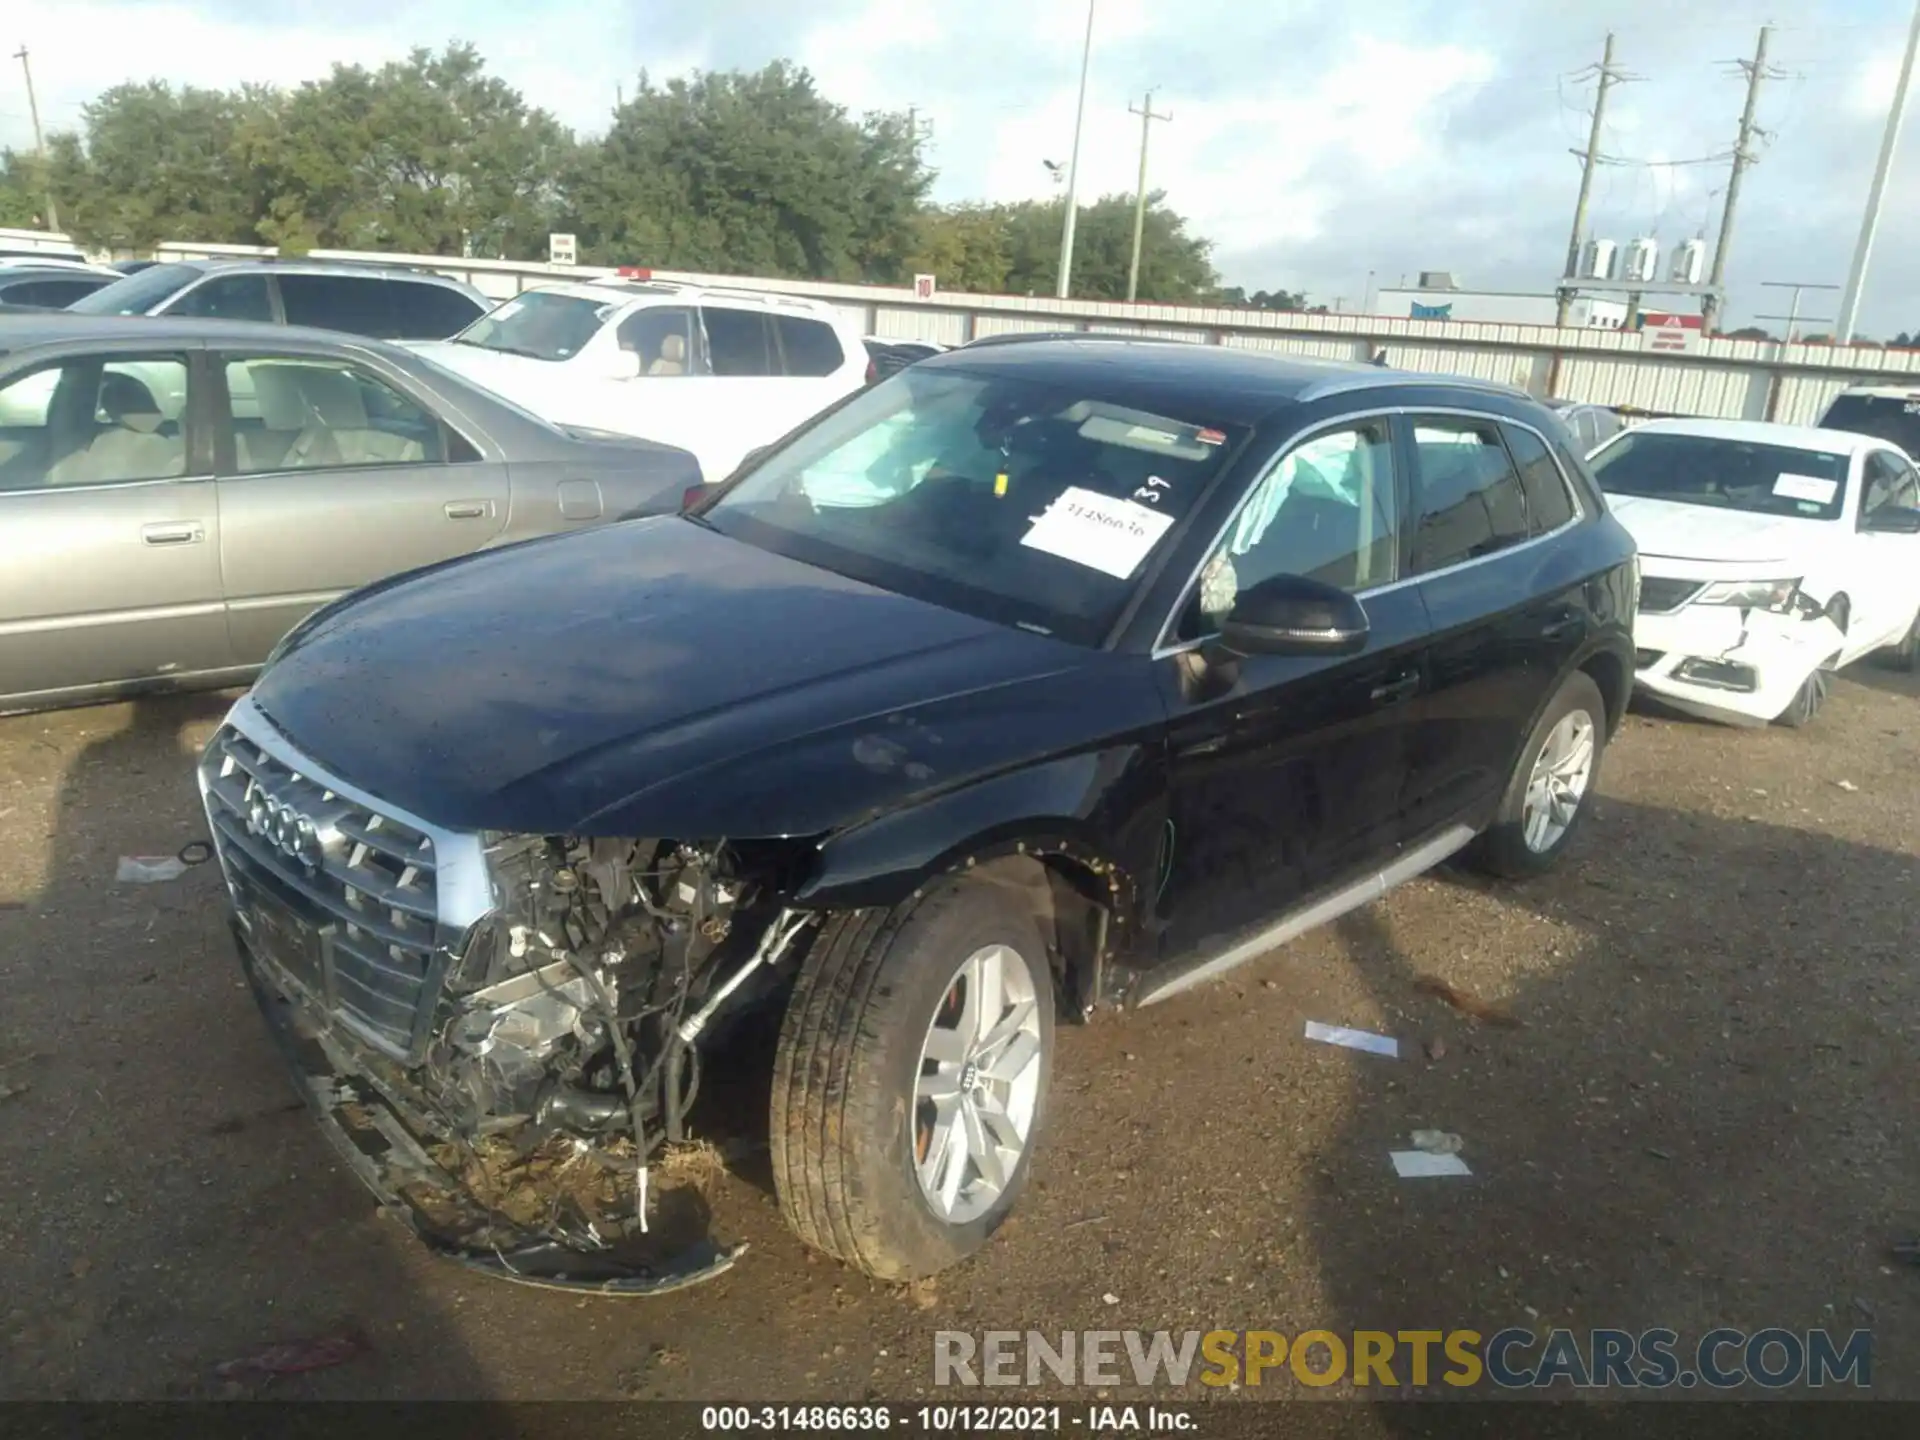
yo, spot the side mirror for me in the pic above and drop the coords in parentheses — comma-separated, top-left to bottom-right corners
(1865, 506, 1920, 534)
(1217, 573, 1369, 657)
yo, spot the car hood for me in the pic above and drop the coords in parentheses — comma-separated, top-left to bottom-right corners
(251, 518, 1149, 838)
(1605, 494, 1825, 566)
(405, 340, 559, 383)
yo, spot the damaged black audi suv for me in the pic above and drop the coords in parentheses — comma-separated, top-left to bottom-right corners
(199, 336, 1638, 1292)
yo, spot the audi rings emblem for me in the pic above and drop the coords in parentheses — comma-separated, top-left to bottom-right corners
(244, 784, 325, 873)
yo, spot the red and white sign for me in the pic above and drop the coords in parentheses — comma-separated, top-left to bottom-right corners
(913, 273, 937, 301)
(1641, 311, 1704, 330)
(1644, 317, 1700, 355)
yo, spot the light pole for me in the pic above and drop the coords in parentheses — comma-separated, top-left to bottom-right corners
(1055, 0, 1096, 299)
(1837, 0, 1920, 343)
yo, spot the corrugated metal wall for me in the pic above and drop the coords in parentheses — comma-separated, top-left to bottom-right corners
(148, 239, 1920, 424)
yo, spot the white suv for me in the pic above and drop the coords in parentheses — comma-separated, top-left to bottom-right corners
(408, 280, 871, 484)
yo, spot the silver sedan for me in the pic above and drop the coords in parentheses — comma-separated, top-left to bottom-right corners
(0, 313, 703, 714)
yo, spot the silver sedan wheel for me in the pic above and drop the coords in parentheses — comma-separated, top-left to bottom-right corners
(1522, 709, 1596, 853)
(913, 943, 1044, 1225)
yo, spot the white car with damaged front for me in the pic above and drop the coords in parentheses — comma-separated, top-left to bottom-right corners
(1589, 418, 1920, 727)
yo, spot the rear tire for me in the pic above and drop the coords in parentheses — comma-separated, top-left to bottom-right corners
(1470, 671, 1607, 879)
(770, 880, 1054, 1280)
(1875, 608, 1919, 672)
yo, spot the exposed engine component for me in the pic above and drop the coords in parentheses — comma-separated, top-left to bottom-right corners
(322, 833, 821, 1275)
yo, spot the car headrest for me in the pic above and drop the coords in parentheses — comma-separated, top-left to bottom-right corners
(99, 372, 164, 434)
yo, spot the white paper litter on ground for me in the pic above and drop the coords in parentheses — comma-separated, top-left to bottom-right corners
(1020, 487, 1174, 579)
(1391, 1150, 1473, 1178)
(117, 855, 187, 883)
(1304, 1021, 1400, 1058)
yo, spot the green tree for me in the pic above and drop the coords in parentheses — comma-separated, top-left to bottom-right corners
(47, 82, 259, 249)
(568, 62, 930, 280)
(0, 150, 54, 228)
(903, 203, 1011, 293)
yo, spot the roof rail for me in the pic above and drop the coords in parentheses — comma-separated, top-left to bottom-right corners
(1293, 368, 1531, 403)
(959, 329, 1143, 348)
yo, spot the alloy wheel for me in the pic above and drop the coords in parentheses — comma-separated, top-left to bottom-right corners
(912, 943, 1044, 1225)
(1522, 709, 1596, 853)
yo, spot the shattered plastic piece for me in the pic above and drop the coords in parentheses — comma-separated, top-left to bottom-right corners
(1410, 1129, 1464, 1155)
(117, 855, 188, 883)
(1835, 779, 1859, 792)
(1101, 1292, 1121, 1306)
(213, 1327, 369, 1382)
(1414, 975, 1521, 1028)
(1304, 1021, 1399, 1058)
(1390, 1150, 1473, 1178)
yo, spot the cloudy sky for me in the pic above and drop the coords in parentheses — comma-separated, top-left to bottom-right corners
(5, 0, 1918, 331)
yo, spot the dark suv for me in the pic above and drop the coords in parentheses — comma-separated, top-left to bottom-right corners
(69, 258, 487, 340)
(198, 338, 1638, 1292)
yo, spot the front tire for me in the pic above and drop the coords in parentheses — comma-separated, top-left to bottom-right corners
(770, 880, 1054, 1280)
(1470, 671, 1607, 878)
(1775, 666, 1832, 728)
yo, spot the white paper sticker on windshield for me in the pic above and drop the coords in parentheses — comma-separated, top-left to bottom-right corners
(1773, 472, 1838, 504)
(1021, 486, 1175, 579)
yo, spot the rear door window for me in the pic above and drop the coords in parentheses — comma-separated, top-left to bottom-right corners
(2, 277, 108, 307)
(1406, 418, 1532, 574)
(702, 307, 775, 377)
(774, 316, 845, 377)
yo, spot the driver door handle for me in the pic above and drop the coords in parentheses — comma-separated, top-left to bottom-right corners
(444, 500, 493, 520)
(141, 522, 204, 546)
(1370, 671, 1421, 706)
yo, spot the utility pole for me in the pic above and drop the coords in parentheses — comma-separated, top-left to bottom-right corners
(1702, 26, 1779, 335)
(1757, 280, 1840, 344)
(1555, 32, 1623, 328)
(1056, 0, 1096, 299)
(1125, 89, 1172, 302)
(12, 47, 59, 233)
(1837, 0, 1920, 343)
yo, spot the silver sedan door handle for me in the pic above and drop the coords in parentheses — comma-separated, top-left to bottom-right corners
(142, 522, 204, 546)
(444, 500, 493, 520)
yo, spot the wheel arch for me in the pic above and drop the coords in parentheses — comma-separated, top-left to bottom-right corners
(791, 758, 1159, 1017)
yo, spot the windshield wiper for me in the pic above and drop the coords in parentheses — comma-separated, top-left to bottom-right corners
(453, 338, 552, 360)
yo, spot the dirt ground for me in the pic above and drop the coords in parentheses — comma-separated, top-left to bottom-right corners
(1, 666, 1915, 1412)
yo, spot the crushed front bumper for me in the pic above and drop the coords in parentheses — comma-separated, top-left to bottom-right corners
(1632, 603, 1844, 727)
(231, 918, 744, 1296)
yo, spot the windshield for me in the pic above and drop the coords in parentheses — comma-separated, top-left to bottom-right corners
(1819, 393, 1920, 458)
(1591, 430, 1850, 521)
(450, 290, 614, 361)
(67, 263, 203, 315)
(702, 367, 1246, 645)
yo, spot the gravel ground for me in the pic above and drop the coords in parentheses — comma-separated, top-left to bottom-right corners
(0, 668, 1914, 1411)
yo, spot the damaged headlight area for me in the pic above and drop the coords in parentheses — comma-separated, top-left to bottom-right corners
(1695, 577, 1803, 614)
(277, 832, 817, 1293)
